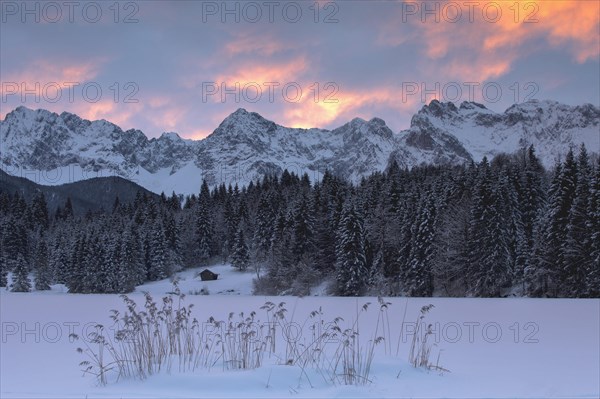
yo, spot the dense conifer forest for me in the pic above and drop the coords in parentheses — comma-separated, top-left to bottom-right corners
(1, 145, 598, 297)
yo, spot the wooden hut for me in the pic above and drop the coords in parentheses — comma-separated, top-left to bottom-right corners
(199, 269, 219, 281)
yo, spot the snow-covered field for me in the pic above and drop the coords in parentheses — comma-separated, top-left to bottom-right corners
(1, 264, 599, 398)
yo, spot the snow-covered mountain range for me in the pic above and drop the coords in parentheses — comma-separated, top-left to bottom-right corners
(1, 100, 598, 195)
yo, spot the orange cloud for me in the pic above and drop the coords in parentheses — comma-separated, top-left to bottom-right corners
(208, 57, 414, 129)
(70, 100, 143, 130)
(482, 1, 599, 63)
(283, 86, 419, 129)
(215, 57, 308, 87)
(0, 59, 102, 98)
(379, 1, 599, 83)
(446, 57, 512, 82)
(148, 105, 188, 132)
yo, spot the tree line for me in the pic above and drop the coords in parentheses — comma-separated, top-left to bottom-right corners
(1, 144, 598, 297)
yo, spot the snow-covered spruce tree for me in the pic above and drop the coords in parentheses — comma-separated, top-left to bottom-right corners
(498, 164, 524, 291)
(193, 180, 213, 263)
(431, 198, 471, 296)
(313, 172, 345, 275)
(103, 227, 137, 294)
(366, 173, 402, 293)
(65, 232, 85, 293)
(262, 210, 294, 294)
(468, 157, 512, 297)
(334, 202, 368, 296)
(223, 196, 239, 256)
(236, 196, 250, 230)
(231, 227, 250, 271)
(482, 174, 513, 296)
(30, 191, 49, 230)
(467, 158, 492, 295)
(82, 234, 105, 293)
(167, 191, 182, 212)
(254, 194, 273, 251)
(517, 146, 546, 282)
(539, 150, 578, 296)
(122, 224, 146, 286)
(195, 197, 212, 266)
(11, 253, 31, 292)
(368, 248, 388, 295)
(526, 208, 549, 297)
(563, 144, 592, 297)
(49, 233, 69, 284)
(99, 233, 121, 293)
(0, 251, 8, 287)
(148, 221, 170, 281)
(405, 193, 436, 297)
(253, 193, 275, 263)
(162, 211, 180, 254)
(1, 216, 28, 262)
(63, 197, 74, 219)
(142, 229, 153, 280)
(34, 237, 51, 290)
(291, 195, 315, 262)
(586, 159, 600, 297)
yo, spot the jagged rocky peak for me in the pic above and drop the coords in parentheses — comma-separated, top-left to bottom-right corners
(502, 99, 585, 119)
(368, 116, 387, 126)
(506, 98, 556, 111)
(459, 101, 489, 111)
(9, 105, 38, 118)
(224, 108, 271, 124)
(157, 131, 185, 142)
(211, 107, 277, 138)
(1, 100, 598, 195)
(421, 99, 459, 117)
(349, 116, 367, 125)
(4, 106, 51, 126)
(502, 99, 600, 129)
(574, 103, 600, 118)
(367, 117, 393, 139)
(335, 116, 394, 139)
(410, 100, 458, 128)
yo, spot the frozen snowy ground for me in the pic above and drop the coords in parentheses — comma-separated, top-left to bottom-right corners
(1, 264, 599, 398)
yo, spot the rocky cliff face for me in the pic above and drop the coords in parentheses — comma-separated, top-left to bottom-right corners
(2, 100, 598, 195)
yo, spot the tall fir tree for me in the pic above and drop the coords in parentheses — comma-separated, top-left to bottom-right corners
(540, 149, 578, 296)
(124, 224, 146, 286)
(468, 157, 511, 296)
(66, 232, 86, 293)
(253, 194, 275, 257)
(563, 144, 592, 296)
(585, 159, 600, 297)
(195, 198, 212, 266)
(265, 210, 294, 293)
(30, 191, 49, 230)
(148, 221, 170, 281)
(335, 202, 368, 296)
(291, 196, 315, 262)
(405, 193, 436, 296)
(0, 251, 8, 287)
(231, 227, 250, 271)
(34, 237, 51, 290)
(431, 198, 471, 296)
(11, 253, 31, 292)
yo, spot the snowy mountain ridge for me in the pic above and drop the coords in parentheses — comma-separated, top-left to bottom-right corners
(1, 100, 598, 195)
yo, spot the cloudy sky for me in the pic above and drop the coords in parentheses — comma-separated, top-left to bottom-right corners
(1, 0, 599, 138)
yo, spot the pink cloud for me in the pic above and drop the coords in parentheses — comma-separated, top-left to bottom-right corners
(377, 1, 599, 84)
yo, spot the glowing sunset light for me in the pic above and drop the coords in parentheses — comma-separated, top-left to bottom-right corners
(0, 0, 597, 137)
